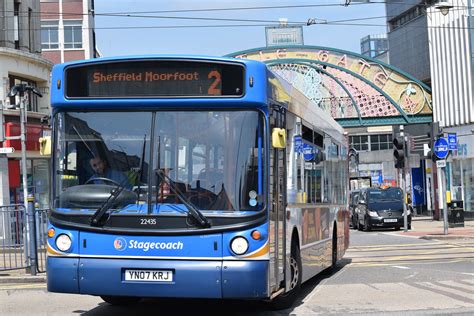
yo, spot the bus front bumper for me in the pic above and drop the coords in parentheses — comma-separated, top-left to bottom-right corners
(47, 257, 269, 299)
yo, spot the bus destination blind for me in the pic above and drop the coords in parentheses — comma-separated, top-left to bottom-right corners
(65, 60, 244, 98)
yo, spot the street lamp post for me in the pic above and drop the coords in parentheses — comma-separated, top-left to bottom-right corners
(7, 84, 42, 274)
(7, 84, 43, 212)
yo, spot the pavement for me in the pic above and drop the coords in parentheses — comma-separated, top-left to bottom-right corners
(396, 215, 474, 240)
(1, 217, 473, 285)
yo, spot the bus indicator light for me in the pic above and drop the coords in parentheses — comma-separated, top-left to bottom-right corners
(47, 228, 55, 238)
(251, 230, 261, 240)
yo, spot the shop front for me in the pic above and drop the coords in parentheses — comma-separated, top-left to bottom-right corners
(2, 117, 51, 210)
(447, 125, 474, 220)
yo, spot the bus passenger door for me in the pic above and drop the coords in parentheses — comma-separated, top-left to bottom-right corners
(269, 106, 287, 293)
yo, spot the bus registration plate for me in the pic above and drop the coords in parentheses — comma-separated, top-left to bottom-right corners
(125, 269, 173, 282)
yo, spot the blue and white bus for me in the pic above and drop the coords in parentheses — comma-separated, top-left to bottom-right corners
(47, 55, 349, 309)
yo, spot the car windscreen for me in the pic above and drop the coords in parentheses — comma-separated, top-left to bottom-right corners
(367, 188, 403, 202)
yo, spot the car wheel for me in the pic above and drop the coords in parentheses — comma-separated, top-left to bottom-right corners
(100, 296, 141, 305)
(269, 241, 302, 310)
(363, 217, 371, 232)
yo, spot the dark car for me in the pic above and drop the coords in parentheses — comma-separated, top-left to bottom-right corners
(349, 190, 360, 229)
(356, 187, 411, 231)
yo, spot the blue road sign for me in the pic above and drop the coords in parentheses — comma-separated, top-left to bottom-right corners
(434, 138, 449, 159)
(303, 143, 315, 161)
(447, 133, 457, 150)
(294, 136, 303, 153)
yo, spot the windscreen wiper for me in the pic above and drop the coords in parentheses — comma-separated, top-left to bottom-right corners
(90, 180, 128, 227)
(156, 170, 211, 228)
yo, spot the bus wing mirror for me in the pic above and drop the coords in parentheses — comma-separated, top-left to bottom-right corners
(272, 128, 286, 148)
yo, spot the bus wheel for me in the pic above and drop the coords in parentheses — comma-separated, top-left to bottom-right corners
(269, 242, 302, 310)
(100, 296, 140, 305)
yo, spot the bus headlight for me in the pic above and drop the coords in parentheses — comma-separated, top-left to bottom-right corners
(230, 236, 249, 255)
(56, 234, 72, 252)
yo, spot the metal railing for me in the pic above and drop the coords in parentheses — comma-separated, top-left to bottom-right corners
(0, 201, 49, 274)
(0, 204, 28, 271)
(35, 208, 48, 273)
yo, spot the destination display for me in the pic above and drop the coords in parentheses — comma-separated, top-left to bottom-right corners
(65, 60, 245, 98)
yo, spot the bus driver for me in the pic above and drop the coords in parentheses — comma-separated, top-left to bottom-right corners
(88, 155, 132, 189)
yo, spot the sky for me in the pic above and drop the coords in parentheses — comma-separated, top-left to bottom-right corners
(93, 0, 389, 57)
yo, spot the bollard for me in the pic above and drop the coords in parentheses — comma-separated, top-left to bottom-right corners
(27, 195, 37, 276)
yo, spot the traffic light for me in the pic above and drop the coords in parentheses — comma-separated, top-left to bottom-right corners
(393, 133, 405, 169)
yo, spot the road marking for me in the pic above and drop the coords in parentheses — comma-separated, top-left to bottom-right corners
(462, 273, 474, 276)
(349, 258, 474, 268)
(412, 281, 474, 304)
(0, 283, 46, 290)
(349, 242, 443, 250)
(392, 265, 410, 269)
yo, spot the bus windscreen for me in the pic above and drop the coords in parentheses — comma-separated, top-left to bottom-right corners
(65, 60, 245, 98)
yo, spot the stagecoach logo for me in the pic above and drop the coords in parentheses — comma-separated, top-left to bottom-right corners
(114, 237, 127, 251)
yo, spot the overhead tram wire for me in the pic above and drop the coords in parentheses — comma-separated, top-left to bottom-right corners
(2, 1, 392, 17)
(3, 0, 470, 18)
(10, 6, 474, 32)
(8, 4, 474, 32)
(11, 18, 474, 32)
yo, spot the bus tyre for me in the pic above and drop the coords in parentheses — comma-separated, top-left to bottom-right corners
(100, 296, 140, 305)
(269, 242, 302, 310)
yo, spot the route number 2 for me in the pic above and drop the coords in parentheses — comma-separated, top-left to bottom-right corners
(207, 70, 222, 95)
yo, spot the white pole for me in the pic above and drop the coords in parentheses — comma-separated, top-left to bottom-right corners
(441, 166, 448, 235)
(20, 96, 28, 212)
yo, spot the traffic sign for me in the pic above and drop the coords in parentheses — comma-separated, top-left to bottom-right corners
(447, 133, 457, 150)
(0, 147, 14, 154)
(436, 160, 446, 168)
(303, 143, 315, 161)
(294, 135, 303, 153)
(433, 138, 449, 159)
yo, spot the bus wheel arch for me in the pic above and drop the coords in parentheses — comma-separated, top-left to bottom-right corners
(268, 228, 302, 310)
(289, 228, 301, 290)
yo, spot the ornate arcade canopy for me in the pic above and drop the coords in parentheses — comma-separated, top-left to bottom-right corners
(226, 46, 432, 127)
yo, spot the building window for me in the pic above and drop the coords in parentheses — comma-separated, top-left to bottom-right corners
(41, 21, 59, 49)
(64, 20, 83, 49)
(8, 76, 39, 112)
(350, 134, 392, 152)
(388, 5, 426, 32)
(14, 3, 20, 49)
(349, 135, 369, 151)
(370, 134, 393, 151)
